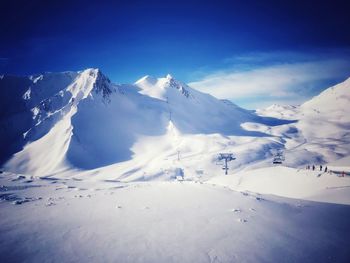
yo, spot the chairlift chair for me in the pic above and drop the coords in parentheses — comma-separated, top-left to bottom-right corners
(272, 151, 284, 164)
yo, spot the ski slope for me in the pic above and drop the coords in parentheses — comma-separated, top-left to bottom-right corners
(1, 172, 350, 263)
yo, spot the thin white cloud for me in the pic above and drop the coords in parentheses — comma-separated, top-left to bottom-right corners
(188, 52, 350, 109)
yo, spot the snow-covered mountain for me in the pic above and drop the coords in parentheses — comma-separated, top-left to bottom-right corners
(255, 77, 350, 168)
(256, 77, 350, 121)
(0, 70, 349, 180)
(301, 77, 350, 120)
(0, 69, 279, 178)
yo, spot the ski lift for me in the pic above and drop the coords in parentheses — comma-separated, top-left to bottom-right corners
(218, 153, 236, 175)
(272, 151, 285, 164)
(175, 168, 184, 181)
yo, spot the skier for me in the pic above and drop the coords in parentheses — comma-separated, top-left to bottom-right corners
(325, 166, 328, 173)
(320, 165, 322, 171)
(312, 165, 315, 171)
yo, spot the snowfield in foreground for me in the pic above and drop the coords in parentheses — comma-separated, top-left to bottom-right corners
(1, 172, 350, 263)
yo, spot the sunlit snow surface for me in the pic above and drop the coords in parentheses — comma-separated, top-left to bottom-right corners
(1, 172, 350, 263)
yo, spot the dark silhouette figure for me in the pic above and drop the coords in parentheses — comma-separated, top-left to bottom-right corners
(325, 166, 328, 173)
(320, 165, 322, 171)
(312, 165, 315, 171)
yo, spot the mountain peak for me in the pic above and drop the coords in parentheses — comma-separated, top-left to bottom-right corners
(135, 74, 176, 85)
(79, 68, 99, 76)
(133, 73, 193, 100)
(91, 69, 114, 101)
(135, 75, 158, 85)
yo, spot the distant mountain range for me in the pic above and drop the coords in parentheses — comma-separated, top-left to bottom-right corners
(0, 69, 349, 180)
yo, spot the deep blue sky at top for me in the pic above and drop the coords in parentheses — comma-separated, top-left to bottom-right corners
(1, 0, 350, 88)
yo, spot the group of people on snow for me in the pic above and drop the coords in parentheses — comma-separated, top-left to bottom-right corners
(305, 165, 347, 177)
(306, 164, 328, 172)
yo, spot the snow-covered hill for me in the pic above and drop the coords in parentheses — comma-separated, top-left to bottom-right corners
(301, 77, 350, 120)
(254, 77, 350, 168)
(256, 104, 298, 120)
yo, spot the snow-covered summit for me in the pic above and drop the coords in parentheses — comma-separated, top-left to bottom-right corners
(166, 73, 173, 80)
(134, 74, 193, 100)
(134, 75, 157, 85)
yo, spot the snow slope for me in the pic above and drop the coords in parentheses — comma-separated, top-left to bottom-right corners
(0, 71, 78, 164)
(209, 166, 350, 205)
(1, 69, 125, 175)
(301, 77, 350, 121)
(254, 77, 350, 168)
(134, 73, 267, 135)
(296, 78, 350, 163)
(1, 172, 350, 263)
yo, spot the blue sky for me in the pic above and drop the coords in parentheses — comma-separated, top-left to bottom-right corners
(1, 0, 350, 109)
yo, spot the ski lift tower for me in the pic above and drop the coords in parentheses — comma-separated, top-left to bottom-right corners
(218, 153, 236, 175)
(272, 150, 285, 164)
